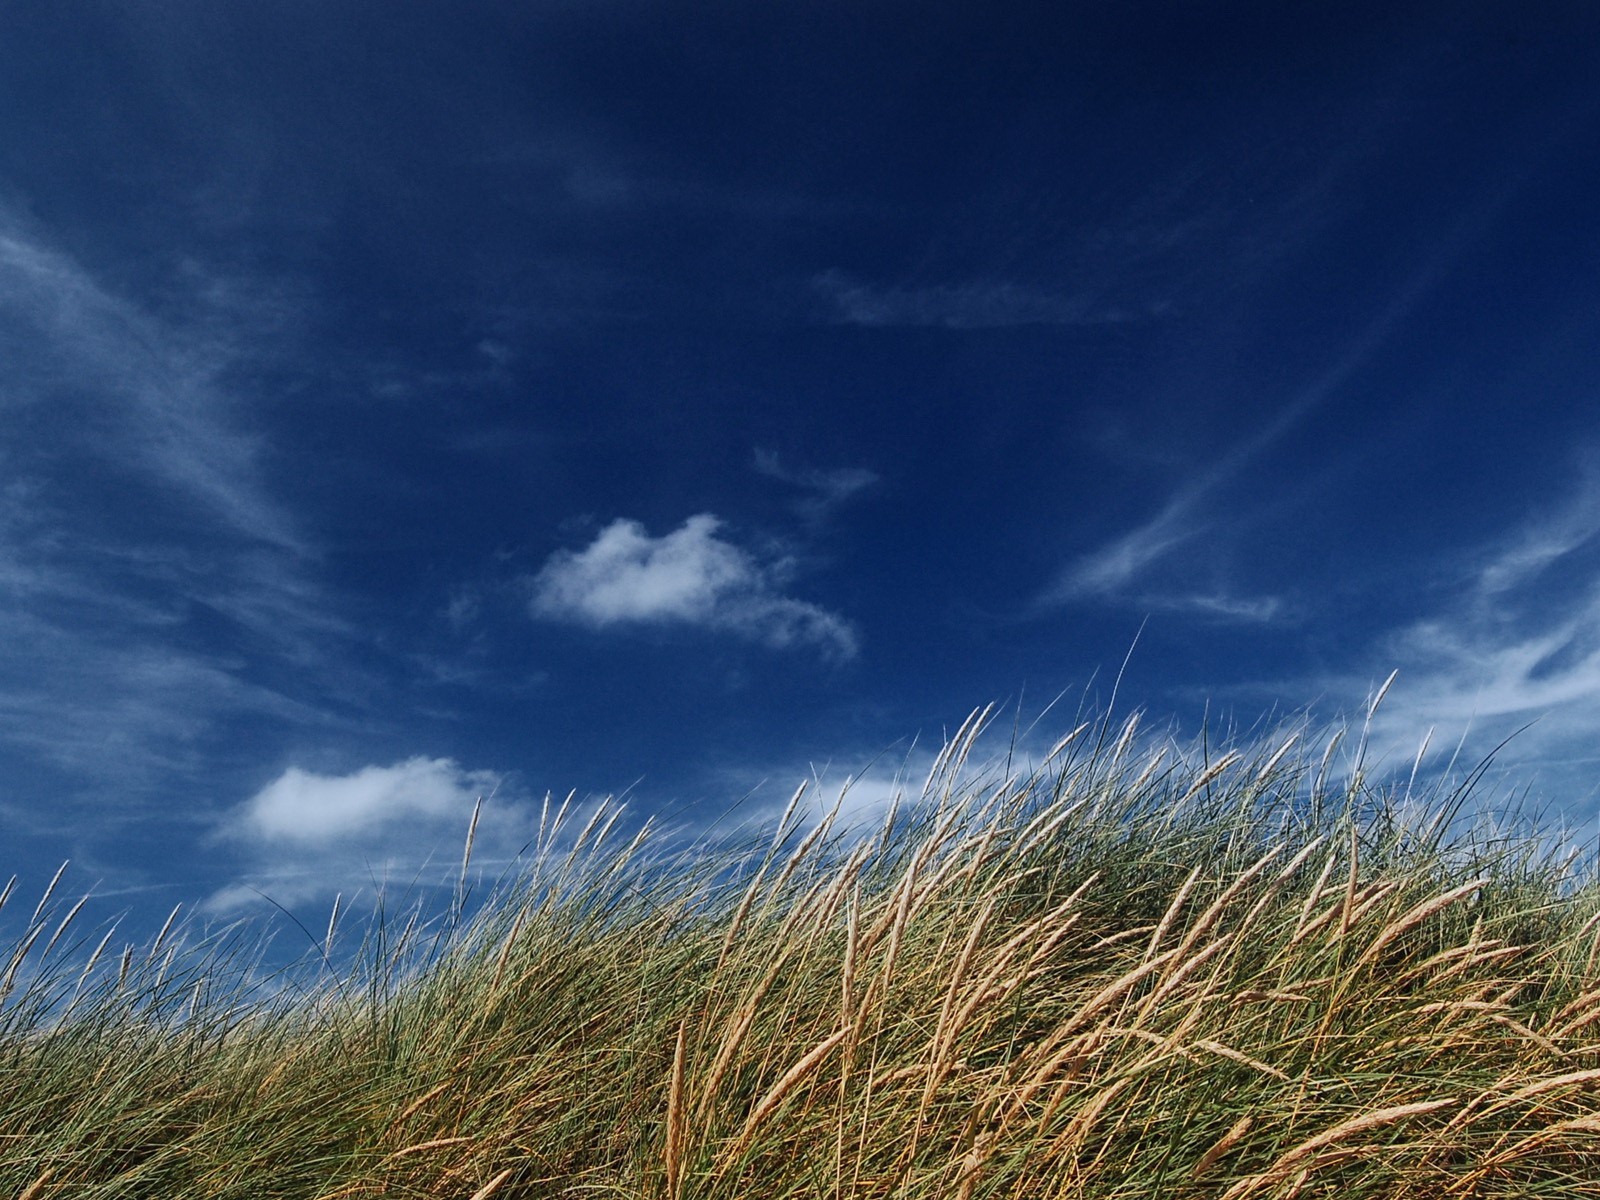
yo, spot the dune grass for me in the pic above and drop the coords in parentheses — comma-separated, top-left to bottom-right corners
(4, 704, 1600, 1197)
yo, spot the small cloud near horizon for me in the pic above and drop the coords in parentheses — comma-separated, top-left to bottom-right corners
(212, 756, 533, 911)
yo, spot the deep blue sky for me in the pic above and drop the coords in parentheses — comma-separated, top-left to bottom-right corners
(4, 1, 1600, 927)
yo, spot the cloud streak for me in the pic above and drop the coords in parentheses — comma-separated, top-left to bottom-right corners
(528, 515, 857, 659)
(1040, 126, 1541, 615)
(1286, 463, 1600, 808)
(752, 449, 879, 524)
(813, 270, 1147, 330)
(0, 219, 296, 551)
(0, 209, 360, 815)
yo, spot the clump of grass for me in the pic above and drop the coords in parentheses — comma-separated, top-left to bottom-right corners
(3, 704, 1600, 1198)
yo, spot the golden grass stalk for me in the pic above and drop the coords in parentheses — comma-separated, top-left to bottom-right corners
(664, 1019, 688, 1200)
(1219, 1099, 1459, 1200)
(718, 1024, 853, 1169)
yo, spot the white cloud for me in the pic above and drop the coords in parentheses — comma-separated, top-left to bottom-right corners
(529, 514, 857, 658)
(213, 756, 563, 911)
(1294, 472, 1600, 811)
(237, 757, 501, 843)
(1475, 463, 1600, 598)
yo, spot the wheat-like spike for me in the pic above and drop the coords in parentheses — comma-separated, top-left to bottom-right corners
(1012, 799, 1086, 862)
(1134, 931, 1235, 1021)
(909, 892, 1002, 1155)
(324, 892, 342, 961)
(720, 1024, 852, 1167)
(1337, 820, 1360, 939)
(1469, 1112, 1600, 1179)
(1191, 1115, 1254, 1180)
(1128, 746, 1169, 798)
(1147, 864, 1203, 960)
(693, 944, 797, 1127)
(1233, 837, 1326, 941)
(28, 861, 69, 928)
(1352, 877, 1487, 972)
(1176, 750, 1243, 807)
(147, 902, 183, 962)
(1255, 732, 1301, 785)
(1367, 668, 1399, 721)
(1167, 844, 1284, 967)
(766, 789, 841, 899)
(793, 840, 871, 939)
(716, 861, 774, 975)
(840, 883, 860, 1027)
(1450, 1066, 1600, 1133)
(383, 1136, 473, 1160)
(1220, 1099, 1457, 1200)
(1193, 1039, 1291, 1081)
(387, 1080, 452, 1133)
(39, 891, 90, 962)
(1585, 915, 1600, 984)
(1314, 725, 1346, 792)
(458, 795, 482, 892)
(1302, 881, 1399, 945)
(1039, 1072, 1137, 1162)
(1487, 1013, 1565, 1057)
(1552, 991, 1600, 1038)
(563, 798, 613, 868)
(942, 879, 1097, 1042)
(1, 922, 47, 1000)
(1291, 845, 1341, 943)
(75, 922, 120, 993)
(467, 1168, 515, 1200)
(489, 906, 528, 993)
(664, 1019, 689, 1200)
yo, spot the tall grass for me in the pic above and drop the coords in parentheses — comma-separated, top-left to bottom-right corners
(3, 706, 1599, 1197)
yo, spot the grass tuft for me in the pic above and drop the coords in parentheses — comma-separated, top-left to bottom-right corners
(4, 706, 1600, 1197)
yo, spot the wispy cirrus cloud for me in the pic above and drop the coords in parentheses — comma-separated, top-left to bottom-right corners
(1040, 130, 1532, 619)
(0, 209, 357, 813)
(752, 449, 879, 524)
(0, 220, 297, 551)
(1295, 463, 1600, 806)
(812, 269, 1148, 330)
(528, 514, 857, 660)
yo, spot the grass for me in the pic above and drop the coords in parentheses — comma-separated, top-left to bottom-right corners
(4, 703, 1600, 1197)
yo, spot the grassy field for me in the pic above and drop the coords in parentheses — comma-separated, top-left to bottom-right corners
(4, 705, 1600, 1198)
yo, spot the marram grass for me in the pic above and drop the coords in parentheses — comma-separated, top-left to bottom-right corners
(4, 707, 1600, 1198)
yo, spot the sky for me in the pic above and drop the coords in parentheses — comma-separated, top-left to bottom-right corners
(4, 1, 1600, 936)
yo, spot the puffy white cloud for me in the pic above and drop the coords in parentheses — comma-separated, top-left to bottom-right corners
(529, 514, 857, 658)
(531, 515, 745, 625)
(238, 756, 500, 843)
(214, 756, 551, 912)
